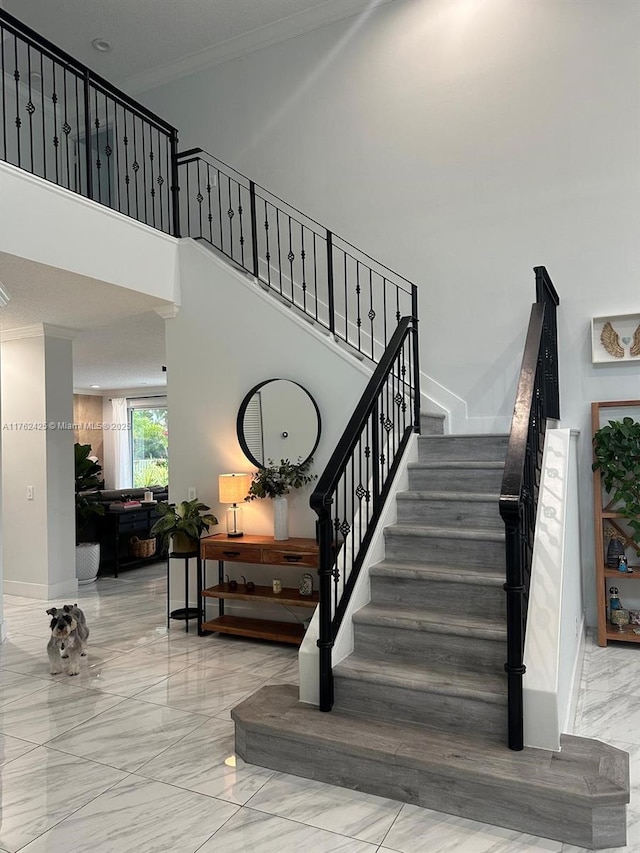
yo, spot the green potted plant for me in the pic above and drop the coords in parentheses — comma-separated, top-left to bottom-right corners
(593, 416, 640, 553)
(75, 442, 105, 584)
(150, 498, 218, 554)
(245, 458, 316, 540)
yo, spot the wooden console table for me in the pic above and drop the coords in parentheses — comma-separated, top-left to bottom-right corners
(199, 533, 319, 644)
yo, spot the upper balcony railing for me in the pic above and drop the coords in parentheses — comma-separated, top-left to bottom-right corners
(0, 9, 416, 364)
(0, 9, 180, 235)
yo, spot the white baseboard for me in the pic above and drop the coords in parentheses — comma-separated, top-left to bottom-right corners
(3, 577, 79, 600)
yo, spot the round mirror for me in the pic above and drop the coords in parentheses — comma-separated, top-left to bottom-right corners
(237, 379, 321, 469)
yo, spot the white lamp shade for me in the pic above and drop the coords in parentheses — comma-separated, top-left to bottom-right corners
(219, 473, 251, 504)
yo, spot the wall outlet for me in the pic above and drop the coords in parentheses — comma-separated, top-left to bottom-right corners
(27, 485, 34, 500)
(187, 486, 196, 500)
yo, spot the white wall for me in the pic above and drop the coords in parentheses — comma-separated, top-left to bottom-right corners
(166, 240, 370, 615)
(140, 0, 640, 622)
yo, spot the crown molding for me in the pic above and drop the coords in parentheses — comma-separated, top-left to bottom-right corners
(0, 323, 77, 342)
(121, 0, 395, 95)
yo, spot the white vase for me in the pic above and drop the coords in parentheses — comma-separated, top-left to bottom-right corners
(272, 495, 289, 541)
(76, 542, 100, 585)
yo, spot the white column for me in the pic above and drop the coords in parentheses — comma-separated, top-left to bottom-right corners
(1, 323, 76, 599)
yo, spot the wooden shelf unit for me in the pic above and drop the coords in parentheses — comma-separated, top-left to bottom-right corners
(592, 399, 640, 646)
(199, 533, 319, 645)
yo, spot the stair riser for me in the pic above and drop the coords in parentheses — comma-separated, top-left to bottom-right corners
(237, 727, 626, 850)
(353, 622, 506, 672)
(418, 435, 508, 462)
(370, 575, 506, 620)
(333, 676, 507, 741)
(420, 414, 445, 436)
(396, 496, 502, 531)
(384, 530, 505, 570)
(408, 466, 504, 493)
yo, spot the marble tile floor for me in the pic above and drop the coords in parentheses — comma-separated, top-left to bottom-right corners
(0, 563, 638, 852)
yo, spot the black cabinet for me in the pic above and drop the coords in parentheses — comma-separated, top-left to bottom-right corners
(99, 507, 162, 577)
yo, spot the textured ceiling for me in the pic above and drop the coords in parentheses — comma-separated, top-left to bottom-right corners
(2, 0, 392, 91)
(0, 252, 168, 391)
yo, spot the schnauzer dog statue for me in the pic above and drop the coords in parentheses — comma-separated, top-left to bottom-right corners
(46, 604, 89, 675)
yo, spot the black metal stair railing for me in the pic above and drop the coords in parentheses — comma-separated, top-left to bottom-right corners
(176, 148, 416, 362)
(499, 266, 560, 751)
(310, 307, 420, 711)
(0, 9, 180, 235)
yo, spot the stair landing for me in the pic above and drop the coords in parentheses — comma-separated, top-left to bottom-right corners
(232, 684, 629, 850)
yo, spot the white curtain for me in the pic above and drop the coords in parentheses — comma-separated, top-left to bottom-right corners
(111, 398, 132, 489)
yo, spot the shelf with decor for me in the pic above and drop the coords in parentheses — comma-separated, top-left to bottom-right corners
(199, 534, 319, 645)
(592, 400, 640, 646)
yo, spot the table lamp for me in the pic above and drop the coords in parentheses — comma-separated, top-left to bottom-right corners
(219, 473, 251, 538)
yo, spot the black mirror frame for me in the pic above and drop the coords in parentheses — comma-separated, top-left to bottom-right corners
(236, 378, 321, 469)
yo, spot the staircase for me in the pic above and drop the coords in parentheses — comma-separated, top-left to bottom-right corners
(233, 426, 629, 850)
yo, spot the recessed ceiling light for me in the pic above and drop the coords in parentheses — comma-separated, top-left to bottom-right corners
(91, 38, 112, 52)
(89, 384, 101, 388)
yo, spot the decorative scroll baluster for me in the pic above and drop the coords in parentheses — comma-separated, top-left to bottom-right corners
(226, 175, 234, 257)
(123, 110, 130, 214)
(276, 209, 283, 294)
(206, 163, 213, 244)
(264, 200, 271, 287)
(238, 182, 245, 268)
(356, 262, 362, 352)
(217, 169, 223, 247)
(148, 126, 155, 228)
(368, 269, 375, 360)
(103, 94, 112, 209)
(13, 35, 21, 168)
(26, 45, 35, 172)
(196, 157, 203, 237)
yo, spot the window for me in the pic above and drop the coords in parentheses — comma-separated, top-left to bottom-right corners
(129, 400, 168, 488)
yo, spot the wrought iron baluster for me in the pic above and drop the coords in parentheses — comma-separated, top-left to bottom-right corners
(206, 163, 213, 244)
(276, 208, 282, 293)
(369, 269, 375, 360)
(140, 116, 148, 224)
(148, 125, 156, 228)
(62, 67, 71, 189)
(132, 115, 140, 219)
(13, 34, 21, 168)
(238, 182, 245, 267)
(93, 86, 101, 203)
(217, 168, 223, 248)
(113, 102, 121, 214)
(301, 224, 307, 313)
(73, 73, 80, 191)
(196, 157, 203, 237)
(263, 200, 271, 287)
(157, 129, 165, 232)
(226, 175, 234, 258)
(356, 261, 362, 351)
(26, 45, 35, 173)
(103, 92, 112, 209)
(343, 251, 348, 345)
(185, 163, 191, 236)
(1, 26, 6, 162)
(249, 180, 258, 278)
(123, 109, 130, 214)
(313, 233, 319, 321)
(287, 217, 294, 302)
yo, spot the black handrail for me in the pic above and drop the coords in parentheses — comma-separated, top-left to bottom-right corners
(499, 266, 560, 750)
(0, 8, 179, 235)
(310, 313, 420, 711)
(176, 147, 415, 362)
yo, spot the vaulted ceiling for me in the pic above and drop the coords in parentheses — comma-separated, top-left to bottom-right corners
(0, 0, 392, 390)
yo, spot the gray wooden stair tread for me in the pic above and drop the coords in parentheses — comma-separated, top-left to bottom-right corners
(398, 490, 500, 502)
(334, 654, 507, 703)
(370, 560, 504, 585)
(233, 685, 629, 806)
(354, 602, 507, 639)
(388, 523, 505, 542)
(409, 460, 505, 469)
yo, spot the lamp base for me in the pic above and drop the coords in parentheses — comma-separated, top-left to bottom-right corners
(227, 531, 244, 538)
(226, 504, 244, 538)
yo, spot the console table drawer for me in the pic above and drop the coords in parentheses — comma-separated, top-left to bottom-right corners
(201, 543, 262, 564)
(263, 548, 318, 568)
